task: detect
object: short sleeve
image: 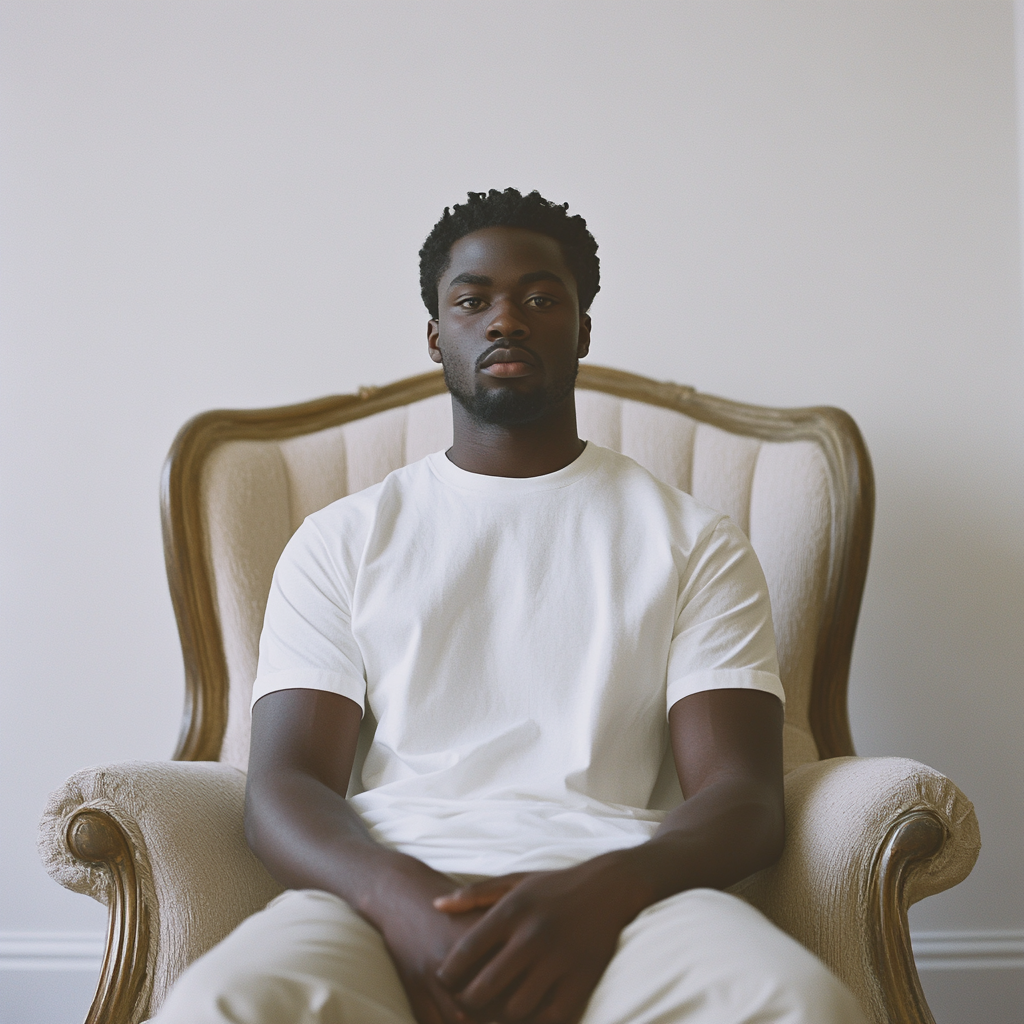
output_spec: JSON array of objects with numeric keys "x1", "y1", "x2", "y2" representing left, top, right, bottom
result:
[
  {"x1": 666, "y1": 517, "x2": 785, "y2": 713},
  {"x1": 252, "y1": 518, "x2": 367, "y2": 713}
]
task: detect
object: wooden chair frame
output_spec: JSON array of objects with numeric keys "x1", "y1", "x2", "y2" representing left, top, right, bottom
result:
[{"x1": 69, "y1": 365, "x2": 953, "y2": 1024}]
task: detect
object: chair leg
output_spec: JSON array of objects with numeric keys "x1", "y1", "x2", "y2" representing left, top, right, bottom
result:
[{"x1": 67, "y1": 809, "x2": 153, "y2": 1024}]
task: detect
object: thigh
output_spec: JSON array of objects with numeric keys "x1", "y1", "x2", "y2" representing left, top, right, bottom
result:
[
  {"x1": 155, "y1": 889, "x2": 415, "y2": 1024},
  {"x1": 581, "y1": 888, "x2": 868, "y2": 1024}
]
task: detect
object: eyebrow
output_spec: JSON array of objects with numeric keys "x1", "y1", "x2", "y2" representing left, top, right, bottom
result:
[
  {"x1": 448, "y1": 273, "x2": 491, "y2": 287},
  {"x1": 446, "y1": 270, "x2": 566, "y2": 289}
]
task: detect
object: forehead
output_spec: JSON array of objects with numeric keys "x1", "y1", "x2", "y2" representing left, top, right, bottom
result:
[{"x1": 444, "y1": 227, "x2": 571, "y2": 282}]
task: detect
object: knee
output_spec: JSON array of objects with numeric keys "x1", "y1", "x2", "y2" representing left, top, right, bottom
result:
[
  {"x1": 645, "y1": 890, "x2": 868, "y2": 1024},
  {"x1": 154, "y1": 960, "x2": 320, "y2": 1024}
]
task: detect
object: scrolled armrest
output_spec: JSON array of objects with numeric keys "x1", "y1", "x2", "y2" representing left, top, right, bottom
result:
[
  {"x1": 38, "y1": 760, "x2": 283, "y2": 1022},
  {"x1": 733, "y1": 755, "x2": 980, "y2": 1024}
]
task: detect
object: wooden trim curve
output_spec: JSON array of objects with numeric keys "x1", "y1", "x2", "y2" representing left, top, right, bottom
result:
[
  {"x1": 867, "y1": 809, "x2": 948, "y2": 1024},
  {"x1": 67, "y1": 809, "x2": 152, "y2": 1024},
  {"x1": 163, "y1": 365, "x2": 872, "y2": 762}
]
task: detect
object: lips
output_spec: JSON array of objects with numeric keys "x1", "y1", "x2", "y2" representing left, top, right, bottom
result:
[{"x1": 478, "y1": 347, "x2": 536, "y2": 378}]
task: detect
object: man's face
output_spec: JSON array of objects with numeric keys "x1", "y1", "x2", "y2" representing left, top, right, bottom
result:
[{"x1": 427, "y1": 226, "x2": 591, "y2": 427}]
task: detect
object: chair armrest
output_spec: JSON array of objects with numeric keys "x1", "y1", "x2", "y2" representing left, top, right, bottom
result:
[
  {"x1": 733, "y1": 755, "x2": 980, "y2": 1024},
  {"x1": 38, "y1": 760, "x2": 284, "y2": 1024}
]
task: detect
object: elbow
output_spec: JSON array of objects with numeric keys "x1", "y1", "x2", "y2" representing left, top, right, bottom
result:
[{"x1": 243, "y1": 774, "x2": 267, "y2": 860}]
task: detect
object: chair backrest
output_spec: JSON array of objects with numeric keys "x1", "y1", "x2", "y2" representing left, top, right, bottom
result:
[{"x1": 162, "y1": 365, "x2": 873, "y2": 779}]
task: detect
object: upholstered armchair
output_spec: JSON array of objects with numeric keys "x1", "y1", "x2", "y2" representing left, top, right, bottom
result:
[{"x1": 38, "y1": 366, "x2": 979, "y2": 1024}]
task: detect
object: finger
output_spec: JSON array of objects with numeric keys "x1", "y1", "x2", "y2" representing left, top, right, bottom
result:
[
  {"x1": 433, "y1": 891, "x2": 501, "y2": 913},
  {"x1": 455, "y1": 932, "x2": 540, "y2": 1013},
  {"x1": 501, "y1": 963, "x2": 561, "y2": 1022},
  {"x1": 407, "y1": 989, "x2": 447, "y2": 1024},
  {"x1": 427, "y1": 982, "x2": 474, "y2": 1024},
  {"x1": 410, "y1": 980, "x2": 469, "y2": 1024},
  {"x1": 435, "y1": 914, "x2": 510, "y2": 990},
  {"x1": 433, "y1": 874, "x2": 528, "y2": 913},
  {"x1": 534, "y1": 977, "x2": 591, "y2": 1024}
]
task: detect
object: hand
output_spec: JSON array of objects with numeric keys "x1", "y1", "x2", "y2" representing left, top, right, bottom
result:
[
  {"x1": 373, "y1": 867, "x2": 488, "y2": 1024},
  {"x1": 432, "y1": 857, "x2": 649, "y2": 1024}
]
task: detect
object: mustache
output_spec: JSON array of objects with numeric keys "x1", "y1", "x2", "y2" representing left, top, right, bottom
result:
[{"x1": 475, "y1": 343, "x2": 538, "y2": 371}]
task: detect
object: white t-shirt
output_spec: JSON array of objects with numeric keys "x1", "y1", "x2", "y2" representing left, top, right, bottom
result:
[{"x1": 253, "y1": 442, "x2": 783, "y2": 876}]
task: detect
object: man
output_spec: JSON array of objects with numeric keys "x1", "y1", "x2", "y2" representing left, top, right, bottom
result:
[{"x1": 156, "y1": 189, "x2": 867, "y2": 1024}]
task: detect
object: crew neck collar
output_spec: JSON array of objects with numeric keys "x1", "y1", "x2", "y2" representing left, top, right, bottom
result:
[{"x1": 427, "y1": 441, "x2": 600, "y2": 493}]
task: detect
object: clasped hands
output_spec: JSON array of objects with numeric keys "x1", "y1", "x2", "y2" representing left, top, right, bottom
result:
[{"x1": 385, "y1": 857, "x2": 647, "y2": 1024}]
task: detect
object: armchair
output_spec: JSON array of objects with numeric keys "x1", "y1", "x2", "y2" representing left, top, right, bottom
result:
[{"x1": 38, "y1": 366, "x2": 979, "y2": 1024}]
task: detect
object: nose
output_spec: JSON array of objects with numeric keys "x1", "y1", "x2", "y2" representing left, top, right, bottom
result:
[{"x1": 485, "y1": 300, "x2": 530, "y2": 342}]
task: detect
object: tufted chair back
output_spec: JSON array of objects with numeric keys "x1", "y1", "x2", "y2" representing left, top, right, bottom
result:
[{"x1": 162, "y1": 366, "x2": 873, "y2": 786}]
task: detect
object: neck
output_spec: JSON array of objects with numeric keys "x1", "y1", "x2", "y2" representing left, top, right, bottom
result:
[{"x1": 446, "y1": 393, "x2": 585, "y2": 478}]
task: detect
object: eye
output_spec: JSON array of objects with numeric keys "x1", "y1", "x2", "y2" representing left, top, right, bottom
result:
[
  {"x1": 526, "y1": 295, "x2": 556, "y2": 308},
  {"x1": 456, "y1": 296, "x2": 485, "y2": 310}
]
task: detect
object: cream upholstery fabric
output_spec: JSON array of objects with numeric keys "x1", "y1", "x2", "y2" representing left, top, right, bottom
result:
[
  {"x1": 38, "y1": 756, "x2": 977, "y2": 1024},
  {"x1": 38, "y1": 761, "x2": 284, "y2": 1021},
  {"x1": 204, "y1": 391, "x2": 826, "y2": 772},
  {"x1": 733, "y1": 756, "x2": 980, "y2": 1023}
]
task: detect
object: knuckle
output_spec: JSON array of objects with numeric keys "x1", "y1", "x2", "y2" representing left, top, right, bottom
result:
[{"x1": 523, "y1": 915, "x2": 554, "y2": 946}]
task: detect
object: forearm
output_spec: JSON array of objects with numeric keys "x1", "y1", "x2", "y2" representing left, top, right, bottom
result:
[
  {"x1": 244, "y1": 766, "x2": 453, "y2": 924},
  {"x1": 603, "y1": 774, "x2": 784, "y2": 913}
]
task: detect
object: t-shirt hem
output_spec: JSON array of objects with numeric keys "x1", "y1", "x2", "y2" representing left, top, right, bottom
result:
[
  {"x1": 666, "y1": 669, "x2": 785, "y2": 714},
  {"x1": 250, "y1": 670, "x2": 366, "y2": 714}
]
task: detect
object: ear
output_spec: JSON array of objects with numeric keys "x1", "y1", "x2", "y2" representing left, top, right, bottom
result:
[
  {"x1": 577, "y1": 314, "x2": 592, "y2": 360},
  {"x1": 427, "y1": 319, "x2": 443, "y2": 364}
]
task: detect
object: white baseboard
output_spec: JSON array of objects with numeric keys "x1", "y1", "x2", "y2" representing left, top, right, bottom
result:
[
  {"x1": 0, "y1": 933, "x2": 103, "y2": 972},
  {"x1": 2, "y1": 928, "x2": 1022, "y2": 972},
  {"x1": 912, "y1": 929, "x2": 1024, "y2": 971}
]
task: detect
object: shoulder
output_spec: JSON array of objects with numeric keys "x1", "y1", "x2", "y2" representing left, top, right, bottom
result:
[
  {"x1": 305, "y1": 453, "x2": 437, "y2": 529},
  {"x1": 284, "y1": 453, "x2": 439, "y2": 569},
  {"x1": 586, "y1": 444, "x2": 725, "y2": 537}
]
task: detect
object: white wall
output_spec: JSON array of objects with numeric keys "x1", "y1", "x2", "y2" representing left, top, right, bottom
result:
[{"x1": 1, "y1": 2, "x2": 1021, "y2": 1022}]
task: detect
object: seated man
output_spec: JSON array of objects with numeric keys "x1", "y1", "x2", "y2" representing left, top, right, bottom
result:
[{"x1": 156, "y1": 189, "x2": 867, "y2": 1024}]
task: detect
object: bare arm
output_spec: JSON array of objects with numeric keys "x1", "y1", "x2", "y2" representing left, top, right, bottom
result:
[
  {"x1": 245, "y1": 688, "x2": 480, "y2": 1024},
  {"x1": 434, "y1": 688, "x2": 785, "y2": 1023},
  {"x1": 632, "y1": 686, "x2": 785, "y2": 898}
]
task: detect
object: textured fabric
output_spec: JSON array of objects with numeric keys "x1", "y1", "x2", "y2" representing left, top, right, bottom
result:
[
  {"x1": 252, "y1": 443, "x2": 783, "y2": 876},
  {"x1": 203, "y1": 442, "x2": 295, "y2": 770},
  {"x1": 748, "y1": 440, "x2": 830, "y2": 770},
  {"x1": 38, "y1": 761, "x2": 284, "y2": 1021},
  {"x1": 733, "y1": 756, "x2": 981, "y2": 1024},
  {"x1": 153, "y1": 887, "x2": 867, "y2": 1024},
  {"x1": 36, "y1": 756, "x2": 979, "y2": 1021}
]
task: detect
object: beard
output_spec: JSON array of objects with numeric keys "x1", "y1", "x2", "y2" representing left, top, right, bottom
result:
[{"x1": 443, "y1": 356, "x2": 580, "y2": 427}]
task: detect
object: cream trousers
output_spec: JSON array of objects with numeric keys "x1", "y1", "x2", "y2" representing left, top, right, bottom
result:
[{"x1": 154, "y1": 887, "x2": 868, "y2": 1024}]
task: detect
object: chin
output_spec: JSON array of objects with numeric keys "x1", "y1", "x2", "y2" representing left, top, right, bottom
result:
[
  {"x1": 445, "y1": 362, "x2": 579, "y2": 428},
  {"x1": 460, "y1": 386, "x2": 551, "y2": 427}
]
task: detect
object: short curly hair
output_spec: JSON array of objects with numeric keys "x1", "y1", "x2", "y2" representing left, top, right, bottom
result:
[{"x1": 419, "y1": 188, "x2": 600, "y2": 319}]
